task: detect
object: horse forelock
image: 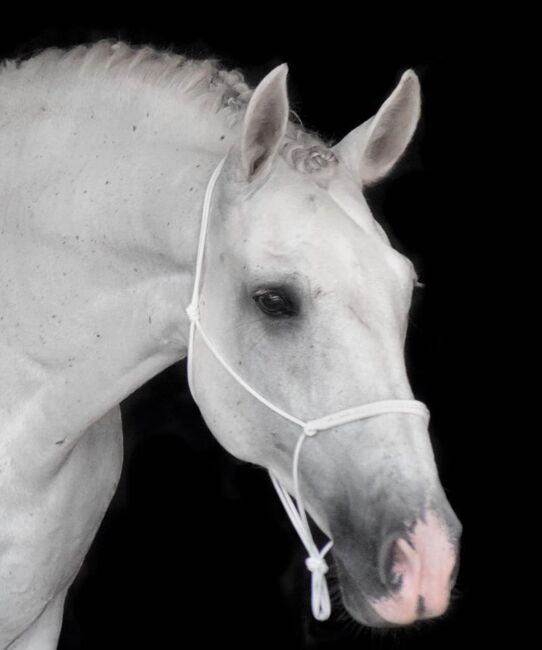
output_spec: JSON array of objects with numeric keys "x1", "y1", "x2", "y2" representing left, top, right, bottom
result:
[{"x1": 1, "y1": 38, "x2": 337, "y2": 175}]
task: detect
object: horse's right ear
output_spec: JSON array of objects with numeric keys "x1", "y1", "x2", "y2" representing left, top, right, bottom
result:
[
  {"x1": 231, "y1": 63, "x2": 290, "y2": 185},
  {"x1": 332, "y1": 69, "x2": 421, "y2": 186}
]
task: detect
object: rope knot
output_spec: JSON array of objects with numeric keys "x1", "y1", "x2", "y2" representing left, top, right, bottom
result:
[
  {"x1": 186, "y1": 303, "x2": 200, "y2": 323},
  {"x1": 303, "y1": 425, "x2": 318, "y2": 437},
  {"x1": 305, "y1": 556, "x2": 328, "y2": 575}
]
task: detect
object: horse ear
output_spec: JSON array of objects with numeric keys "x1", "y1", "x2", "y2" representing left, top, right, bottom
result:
[
  {"x1": 238, "y1": 63, "x2": 290, "y2": 183},
  {"x1": 332, "y1": 69, "x2": 421, "y2": 186}
]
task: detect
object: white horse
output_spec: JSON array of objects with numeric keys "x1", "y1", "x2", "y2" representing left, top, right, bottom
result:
[{"x1": 0, "y1": 40, "x2": 462, "y2": 649}]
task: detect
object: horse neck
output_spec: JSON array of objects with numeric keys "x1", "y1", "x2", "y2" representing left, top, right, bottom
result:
[{"x1": 0, "y1": 74, "x2": 238, "y2": 458}]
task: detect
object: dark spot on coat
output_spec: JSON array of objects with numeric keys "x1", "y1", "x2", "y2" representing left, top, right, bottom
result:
[
  {"x1": 55, "y1": 440, "x2": 65, "y2": 445},
  {"x1": 132, "y1": 125, "x2": 137, "y2": 132},
  {"x1": 275, "y1": 442, "x2": 288, "y2": 453}
]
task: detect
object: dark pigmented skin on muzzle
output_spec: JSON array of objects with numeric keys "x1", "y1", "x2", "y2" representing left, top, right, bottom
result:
[{"x1": 320, "y1": 477, "x2": 461, "y2": 626}]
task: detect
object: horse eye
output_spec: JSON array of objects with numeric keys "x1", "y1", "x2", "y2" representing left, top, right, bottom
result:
[{"x1": 252, "y1": 289, "x2": 296, "y2": 317}]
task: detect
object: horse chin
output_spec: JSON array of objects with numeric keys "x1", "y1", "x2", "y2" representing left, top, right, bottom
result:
[{"x1": 334, "y1": 555, "x2": 402, "y2": 629}]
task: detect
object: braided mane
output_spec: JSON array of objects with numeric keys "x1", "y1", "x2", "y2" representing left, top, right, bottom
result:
[{"x1": 1, "y1": 39, "x2": 338, "y2": 174}]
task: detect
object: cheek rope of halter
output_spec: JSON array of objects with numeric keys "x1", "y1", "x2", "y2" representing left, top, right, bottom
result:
[{"x1": 185, "y1": 154, "x2": 431, "y2": 622}]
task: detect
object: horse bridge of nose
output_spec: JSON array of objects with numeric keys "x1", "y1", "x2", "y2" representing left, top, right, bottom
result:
[{"x1": 184, "y1": 154, "x2": 431, "y2": 621}]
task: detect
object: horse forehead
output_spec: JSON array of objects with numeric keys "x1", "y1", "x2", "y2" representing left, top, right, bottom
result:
[
  {"x1": 235, "y1": 169, "x2": 412, "y2": 285},
  {"x1": 243, "y1": 173, "x2": 379, "y2": 252},
  {"x1": 251, "y1": 173, "x2": 371, "y2": 218}
]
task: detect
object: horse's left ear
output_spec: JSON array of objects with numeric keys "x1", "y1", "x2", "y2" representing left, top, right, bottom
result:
[
  {"x1": 332, "y1": 69, "x2": 421, "y2": 186},
  {"x1": 236, "y1": 62, "x2": 290, "y2": 184}
]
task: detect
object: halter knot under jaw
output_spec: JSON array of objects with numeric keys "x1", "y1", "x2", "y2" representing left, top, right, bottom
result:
[
  {"x1": 305, "y1": 556, "x2": 329, "y2": 574},
  {"x1": 304, "y1": 544, "x2": 333, "y2": 621},
  {"x1": 185, "y1": 153, "x2": 432, "y2": 623}
]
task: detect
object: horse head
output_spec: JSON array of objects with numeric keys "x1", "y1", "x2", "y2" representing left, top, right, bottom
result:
[{"x1": 186, "y1": 63, "x2": 462, "y2": 628}]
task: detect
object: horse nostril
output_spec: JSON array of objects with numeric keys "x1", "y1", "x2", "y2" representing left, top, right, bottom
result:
[{"x1": 378, "y1": 533, "x2": 405, "y2": 591}]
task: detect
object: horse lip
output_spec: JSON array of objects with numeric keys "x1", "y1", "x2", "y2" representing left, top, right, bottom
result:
[
  {"x1": 332, "y1": 550, "x2": 387, "y2": 627},
  {"x1": 340, "y1": 583, "x2": 398, "y2": 628}
]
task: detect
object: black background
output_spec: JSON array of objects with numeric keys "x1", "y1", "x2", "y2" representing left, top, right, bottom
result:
[{"x1": 1, "y1": 12, "x2": 506, "y2": 650}]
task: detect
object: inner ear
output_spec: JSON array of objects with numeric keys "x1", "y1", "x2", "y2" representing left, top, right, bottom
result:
[
  {"x1": 332, "y1": 69, "x2": 421, "y2": 186},
  {"x1": 240, "y1": 63, "x2": 290, "y2": 183},
  {"x1": 363, "y1": 76, "x2": 420, "y2": 178}
]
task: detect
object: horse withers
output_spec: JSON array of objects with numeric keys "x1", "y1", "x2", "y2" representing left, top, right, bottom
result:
[{"x1": 0, "y1": 41, "x2": 461, "y2": 648}]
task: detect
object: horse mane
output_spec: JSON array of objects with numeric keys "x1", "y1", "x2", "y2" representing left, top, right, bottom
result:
[{"x1": 1, "y1": 39, "x2": 338, "y2": 175}]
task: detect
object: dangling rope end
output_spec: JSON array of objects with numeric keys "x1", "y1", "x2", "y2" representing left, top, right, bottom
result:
[
  {"x1": 305, "y1": 547, "x2": 333, "y2": 621},
  {"x1": 313, "y1": 605, "x2": 331, "y2": 622}
]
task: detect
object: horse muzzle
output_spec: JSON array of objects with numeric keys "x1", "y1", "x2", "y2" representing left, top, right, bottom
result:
[{"x1": 332, "y1": 506, "x2": 462, "y2": 627}]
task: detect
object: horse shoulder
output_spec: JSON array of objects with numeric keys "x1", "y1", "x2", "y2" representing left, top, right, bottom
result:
[{"x1": 0, "y1": 406, "x2": 123, "y2": 650}]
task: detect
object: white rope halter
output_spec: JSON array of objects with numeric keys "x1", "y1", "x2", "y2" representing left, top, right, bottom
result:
[{"x1": 185, "y1": 154, "x2": 430, "y2": 621}]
